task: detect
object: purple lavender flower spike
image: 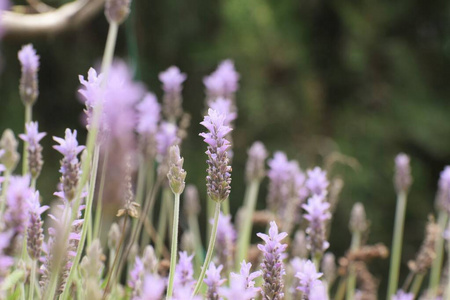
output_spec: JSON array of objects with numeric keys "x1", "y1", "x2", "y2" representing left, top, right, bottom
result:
[
  {"x1": 214, "y1": 213, "x2": 236, "y2": 272},
  {"x1": 394, "y1": 153, "x2": 412, "y2": 193},
  {"x1": 306, "y1": 167, "x2": 329, "y2": 197},
  {"x1": 156, "y1": 122, "x2": 179, "y2": 160},
  {"x1": 18, "y1": 44, "x2": 39, "y2": 105},
  {"x1": 128, "y1": 256, "x2": 144, "y2": 294},
  {"x1": 257, "y1": 221, "x2": 288, "y2": 300},
  {"x1": 309, "y1": 280, "x2": 329, "y2": 300},
  {"x1": 266, "y1": 152, "x2": 292, "y2": 211},
  {"x1": 173, "y1": 251, "x2": 195, "y2": 290},
  {"x1": 19, "y1": 122, "x2": 46, "y2": 179},
  {"x1": 137, "y1": 93, "x2": 161, "y2": 136},
  {"x1": 208, "y1": 97, "x2": 237, "y2": 125},
  {"x1": 141, "y1": 274, "x2": 166, "y2": 300},
  {"x1": 0, "y1": 230, "x2": 14, "y2": 285},
  {"x1": 302, "y1": 194, "x2": 332, "y2": 257},
  {"x1": 204, "y1": 262, "x2": 226, "y2": 300},
  {"x1": 246, "y1": 141, "x2": 268, "y2": 182},
  {"x1": 295, "y1": 260, "x2": 323, "y2": 298},
  {"x1": 199, "y1": 108, "x2": 232, "y2": 202},
  {"x1": 27, "y1": 191, "x2": 49, "y2": 260},
  {"x1": 392, "y1": 290, "x2": 414, "y2": 300},
  {"x1": 220, "y1": 276, "x2": 257, "y2": 300},
  {"x1": 159, "y1": 66, "x2": 187, "y2": 120},
  {"x1": 204, "y1": 60, "x2": 240, "y2": 100},
  {"x1": 53, "y1": 129, "x2": 85, "y2": 201},
  {"x1": 231, "y1": 260, "x2": 261, "y2": 295},
  {"x1": 78, "y1": 68, "x2": 105, "y2": 128}
]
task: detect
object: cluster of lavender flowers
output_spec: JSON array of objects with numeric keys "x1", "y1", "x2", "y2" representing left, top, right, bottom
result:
[{"x1": 2, "y1": 1, "x2": 450, "y2": 300}]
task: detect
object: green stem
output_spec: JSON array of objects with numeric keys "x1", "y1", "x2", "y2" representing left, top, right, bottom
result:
[
  {"x1": 22, "y1": 103, "x2": 32, "y2": 176},
  {"x1": 166, "y1": 193, "x2": 181, "y2": 298},
  {"x1": 101, "y1": 21, "x2": 118, "y2": 79},
  {"x1": 28, "y1": 260, "x2": 36, "y2": 300},
  {"x1": 428, "y1": 210, "x2": 448, "y2": 298},
  {"x1": 222, "y1": 197, "x2": 230, "y2": 215},
  {"x1": 155, "y1": 189, "x2": 170, "y2": 258},
  {"x1": 346, "y1": 231, "x2": 361, "y2": 300},
  {"x1": 0, "y1": 170, "x2": 10, "y2": 216},
  {"x1": 206, "y1": 195, "x2": 214, "y2": 243},
  {"x1": 188, "y1": 214, "x2": 204, "y2": 275},
  {"x1": 236, "y1": 180, "x2": 260, "y2": 269},
  {"x1": 191, "y1": 201, "x2": 221, "y2": 298},
  {"x1": 446, "y1": 237, "x2": 450, "y2": 299},
  {"x1": 93, "y1": 148, "x2": 110, "y2": 240},
  {"x1": 387, "y1": 191, "x2": 408, "y2": 299},
  {"x1": 410, "y1": 273, "x2": 424, "y2": 297},
  {"x1": 335, "y1": 277, "x2": 347, "y2": 300}
]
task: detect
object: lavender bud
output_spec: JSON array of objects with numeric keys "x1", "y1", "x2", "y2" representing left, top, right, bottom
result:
[
  {"x1": 142, "y1": 245, "x2": 158, "y2": 274},
  {"x1": 80, "y1": 239, "x2": 105, "y2": 300},
  {"x1": 199, "y1": 109, "x2": 232, "y2": 202},
  {"x1": 19, "y1": 122, "x2": 46, "y2": 179},
  {"x1": 137, "y1": 92, "x2": 161, "y2": 159},
  {"x1": 204, "y1": 262, "x2": 226, "y2": 300},
  {"x1": 257, "y1": 221, "x2": 288, "y2": 300},
  {"x1": 292, "y1": 230, "x2": 309, "y2": 259},
  {"x1": 184, "y1": 184, "x2": 200, "y2": 216},
  {"x1": 167, "y1": 145, "x2": 187, "y2": 194},
  {"x1": 53, "y1": 129, "x2": 85, "y2": 201},
  {"x1": 159, "y1": 66, "x2": 187, "y2": 121},
  {"x1": 105, "y1": 0, "x2": 131, "y2": 24},
  {"x1": 108, "y1": 222, "x2": 121, "y2": 250},
  {"x1": 0, "y1": 129, "x2": 20, "y2": 172},
  {"x1": 245, "y1": 141, "x2": 268, "y2": 182},
  {"x1": 349, "y1": 202, "x2": 368, "y2": 234},
  {"x1": 27, "y1": 191, "x2": 48, "y2": 260},
  {"x1": 203, "y1": 60, "x2": 240, "y2": 100},
  {"x1": 394, "y1": 153, "x2": 412, "y2": 193},
  {"x1": 174, "y1": 251, "x2": 195, "y2": 289},
  {"x1": 303, "y1": 194, "x2": 332, "y2": 257},
  {"x1": 321, "y1": 252, "x2": 336, "y2": 286},
  {"x1": 18, "y1": 44, "x2": 39, "y2": 106}
]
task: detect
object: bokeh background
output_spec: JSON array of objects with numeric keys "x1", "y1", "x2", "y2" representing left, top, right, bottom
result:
[{"x1": 2, "y1": 0, "x2": 450, "y2": 294}]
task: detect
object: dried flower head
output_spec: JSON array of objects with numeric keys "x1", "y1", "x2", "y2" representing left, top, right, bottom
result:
[
  {"x1": 407, "y1": 216, "x2": 439, "y2": 274},
  {"x1": 18, "y1": 44, "x2": 39, "y2": 105},
  {"x1": 105, "y1": 0, "x2": 131, "y2": 24}
]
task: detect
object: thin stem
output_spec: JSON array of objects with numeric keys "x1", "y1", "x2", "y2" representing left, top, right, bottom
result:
[
  {"x1": 93, "y1": 148, "x2": 110, "y2": 240},
  {"x1": 222, "y1": 197, "x2": 230, "y2": 215},
  {"x1": 410, "y1": 273, "x2": 424, "y2": 297},
  {"x1": 335, "y1": 277, "x2": 347, "y2": 300},
  {"x1": 101, "y1": 21, "x2": 118, "y2": 79},
  {"x1": 28, "y1": 260, "x2": 36, "y2": 300},
  {"x1": 428, "y1": 210, "x2": 448, "y2": 298},
  {"x1": 22, "y1": 103, "x2": 32, "y2": 176},
  {"x1": 387, "y1": 191, "x2": 408, "y2": 299},
  {"x1": 155, "y1": 189, "x2": 169, "y2": 258},
  {"x1": 166, "y1": 193, "x2": 181, "y2": 298},
  {"x1": 0, "y1": 170, "x2": 11, "y2": 215},
  {"x1": 86, "y1": 147, "x2": 100, "y2": 247},
  {"x1": 191, "y1": 201, "x2": 221, "y2": 298},
  {"x1": 102, "y1": 216, "x2": 128, "y2": 300},
  {"x1": 446, "y1": 237, "x2": 450, "y2": 299},
  {"x1": 346, "y1": 231, "x2": 361, "y2": 300},
  {"x1": 188, "y1": 214, "x2": 204, "y2": 275},
  {"x1": 236, "y1": 180, "x2": 260, "y2": 269}
]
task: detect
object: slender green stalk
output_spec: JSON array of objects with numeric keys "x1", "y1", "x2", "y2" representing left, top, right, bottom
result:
[
  {"x1": 222, "y1": 197, "x2": 230, "y2": 215},
  {"x1": 346, "y1": 231, "x2": 361, "y2": 300},
  {"x1": 93, "y1": 148, "x2": 110, "y2": 240},
  {"x1": 236, "y1": 180, "x2": 260, "y2": 269},
  {"x1": 188, "y1": 214, "x2": 204, "y2": 275},
  {"x1": 86, "y1": 147, "x2": 100, "y2": 247},
  {"x1": 446, "y1": 237, "x2": 450, "y2": 299},
  {"x1": 191, "y1": 201, "x2": 221, "y2": 298},
  {"x1": 28, "y1": 260, "x2": 36, "y2": 300},
  {"x1": 428, "y1": 210, "x2": 448, "y2": 297},
  {"x1": 166, "y1": 193, "x2": 181, "y2": 298},
  {"x1": 0, "y1": 170, "x2": 10, "y2": 216},
  {"x1": 155, "y1": 189, "x2": 170, "y2": 258},
  {"x1": 167, "y1": 194, "x2": 174, "y2": 245},
  {"x1": 410, "y1": 273, "x2": 424, "y2": 297},
  {"x1": 335, "y1": 278, "x2": 347, "y2": 300},
  {"x1": 101, "y1": 22, "x2": 119, "y2": 79},
  {"x1": 22, "y1": 104, "x2": 32, "y2": 176},
  {"x1": 206, "y1": 195, "x2": 214, "y2": 243},
  {"x1": 387, "y1": 191, "x2": 408, "y2": 299}
]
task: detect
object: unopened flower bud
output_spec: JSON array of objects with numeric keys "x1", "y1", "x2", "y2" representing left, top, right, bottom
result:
[
  {"x1": 394, "y1": 153, "x2": 412, "y2": 193},
  {"x1": 349, "y1": 202, "x2": 368, "y2": 234},
  {"x1": 105, "y1": 0, "x2": 131, "y2": 24},
  {"x1": 0, "y1": 129, "x2": 20, "y2": 172},
  {"x1": 167, "y1": 145, "x2": 187, "y2": 194},
  {"x1": 245, "y1": 141, "x2": 268, "y2": 182}
]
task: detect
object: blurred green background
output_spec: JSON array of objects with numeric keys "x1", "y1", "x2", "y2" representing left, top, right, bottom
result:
[{"x1": 2, "y1": 0, "x2": 450, "y2": 293}]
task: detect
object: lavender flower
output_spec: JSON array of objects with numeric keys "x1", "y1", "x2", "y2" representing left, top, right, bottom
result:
[
  {"x1": 231, "y1": 260, "x2": 261, "y2": 295},
  {"x1": 303, "y1": 194, "x2": 332, "y2": 257},
  {"x1": 204, "y1": 262, "x2": 226, "y2": 300},
  {"x1": 199, "y1": 108, "x2": 232, "y2": 202},
  {"x1": 167, "y1": 145, "x2": 187, "y2": 194},
  {"x1": 204, "y1": 60, "x2": 240, "y2": 100},
  {"x1": 105, "y1": 0, "x2": 131, "y2": 24},
  {"x1": 156, "y1": 122, "x2": 179, "y2": 160},
  {"x1": 392, "y1": 290, "x2": 414, "y2": 300},
  {"x1": 306, "y1": 167, "x2": 329, "y2": 197},
  {"x1": 27, "y1": 191, "x2": 49, "y2": 260},
  {"x1": 266, "y1": 152, "x2": 293, "y2": 212},
  {"x1": 220, "y1": 276, "x2": 257, "y2": 300},
  {"x1": 137, "y1": 92, "x2": 161, "y2": 157},
  {"x1": 129, "y1": 256, "x2": 145, "y2": 298},
  {"x1": 245, "y1": 141, "x2": 268, "y2": 182},
  {"x1": 296, "y1": 260, "x2": 323, "y2": 298},
  {"x1": 257, "y1": 221, "x2": 288, "y2": 300},
  {"x1": 19, "y1": 122, "x2": 46, "y2": 179},
  {"x1": 0, "y1": 231, "x2": 14, "y2": 284},
  {"x1": 53, "y1": 129, "x2": 85, "y2": 201},
  {"x1": 309, "y1": 280, "x2": 329, "y2": 300},
  {"x1": 141, "y1": 274, "x2": 166, "y2": 300},
  {"x1": 18, "y1": 44, "x2": 39, "y2": 105},
  {"x1": 78, "y1": 68, "x2": 104, "y2": 128},
  {"x1": 208, "y1": 97, "x2": 237, "y2": 126},
  {"x1": 173, "y1": 251, "x2": 195, "y2": 289},
  {"x1": 349, "y1": 202, "x2": 368, "y2": 234},
  {"x1": 214, "y1": 213, "x2": 236, "y2": 272},
  {"x1": 159, "y1": 66, "x2": 187, "y2": 120},
  {"x1": 394, "y1": 153, "x2": 412, "y2": 193}
]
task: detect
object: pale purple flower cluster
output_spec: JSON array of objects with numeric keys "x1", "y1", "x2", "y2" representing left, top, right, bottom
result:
[
  {"x1": 137, "y1": 93, "x2": 161, "y2": 158},
  {"x1": 199, "y1": 109, "x2": 232, "y2": 202},
  {"x1": 245, "y1": 141, "x2": 268, "y2": 182},
  {"x1": 257, "y1": 221, "x2": 288, "y2": 300},
  {"x1": 53, "y1": 129, "x2": 85, "y2": 201},
  {"x1": 173, "y1": 251, "x2": 195, "y2": 290},
  {"x1": 0, "y1": 231, "x2": 14, "y2": 284},
  {"x1": 306, "y1": 167, "x2": 329, "y2": 197},
  {"x1": 231, "y1": 260, "x2": 261, "y2": 295},
  {"x1": 295, "y1": 260, "x2": 323, "y2": 297},
  {"x1": 220, "y1": 276, "x2": 256, "y2": 300},
  {"x1": 27, "y1": 191, "x2": 49, "y2": 260},
  {"x1": 302, "y1": 194, "x2": 331, "y2": 257},
  {"x1": 19, "y1": 122, "x2": 46, "y2": 179},
  {"x1": 18, "y1": 44, "x2": 39, "y2": 105},
  {"x1": 394, "y1": 153, "x2": 412, "y2": 193},
  {"x1": 204, "y1": 60, "x2": 240, "y2": 99},
  {"x1": 392, "y1": 290, "x2": 414, "y2": 300},
  {"x1": 208, "y1": 97, "x2": 237, "y2": 125},
  {"x1": 156, "y1": 122, "x2": 179, "y2": 159},
  {"x1": 141, "y1": 274, "x2": 166, "y2": 300},
  {"x1": 214, "y1": 213, "x2": 236, "y2": 272},
  {"x1": 437, "y1": 166, "x2": 450, "y2": 212},
  {"x1": 204, "y1": 262, "x2": 226, "y2": 300},
  {"x1": 159, "y1": 66, "x2": 187, "y2": 120},
  {"x1": 128, "y1": 256, "x2": 145, "y2": 296}
]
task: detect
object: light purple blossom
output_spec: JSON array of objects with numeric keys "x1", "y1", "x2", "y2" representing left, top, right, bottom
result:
[
  {"x1": 159, "y1": 66, "x2": 187, "y2": 93},
  {"x1": 220, "y1": 276, "x2": 257, "y2": 300},
  {"x1": 208, "y1": 97, "x2": 237, "y2": 125},
  {"x1": 199, "y1": 109, "x2": 232, "y2": 202},
  {"x1": 18, "y1": 44, "x2": 39, "y2": 73},
  {"x1": 231, "y1": 260, "x2": 261, "y2": 295},
  {"x1": 306, "y1": 167, "x2": 329, "y2": 197},
  {"x1": 5, "y1": 175, "x2": 32, "y2": 237},
  {"x1": 78, "y1": 68, "x2": 104, "y2": 127},
  {"x1": 437, "y1": 166, "x2": 450, "y2": 212},
  {"x1": 156, "y1": 122, "x2": 179, "y2": 159},
  {"x1": 204, "y1": 262, "x2": 226, "y2": 300},
  {"x1": 257, "y1": 221, "x2": 288, "y2": 300},
  {"x1": 136, "y1": 93, "x2": 161, "y2": 135},
  {"x1": 174, "y1": 251, "x2": 195, "y2": 289},
  {"x1": 128, "y1": 256, "x2": 144, "y2": 291},
  {"x1": 204, "y1": 60, "x2": 240, "y2": 99},
  {"x1": 19, "y1": 122, "x2": 46, "y2": 151},
  {"x1": 309, "y1": 280, "x2": 328, "y2": 300},
  {"x1": 246, "y1": 141, "x2": 268, "y2": 182},
  {"x1": 394, "y1": 153, "x2": 412, "y2": 193},
  {"x1": 27, "y1": 191, "x2": 49, "y2": 260},
  {"x1": 295, "y1": 260, "x2": 323, "y2": 297},
  {"x1": 19, "y1": 122, "x2": 46, "y2": 179},
  {"x1": 302, "y1": 194, "x2": 332, "y2": 256},
  {"x1": 141, "y1": 274, "x2": 166, "y2": 300},
  {"x1": 18, "y1": 44, "x2": 39, "y2": 105},
  {"x1": 392, "y1": 290, "x2": 414, "y2": 300}
]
